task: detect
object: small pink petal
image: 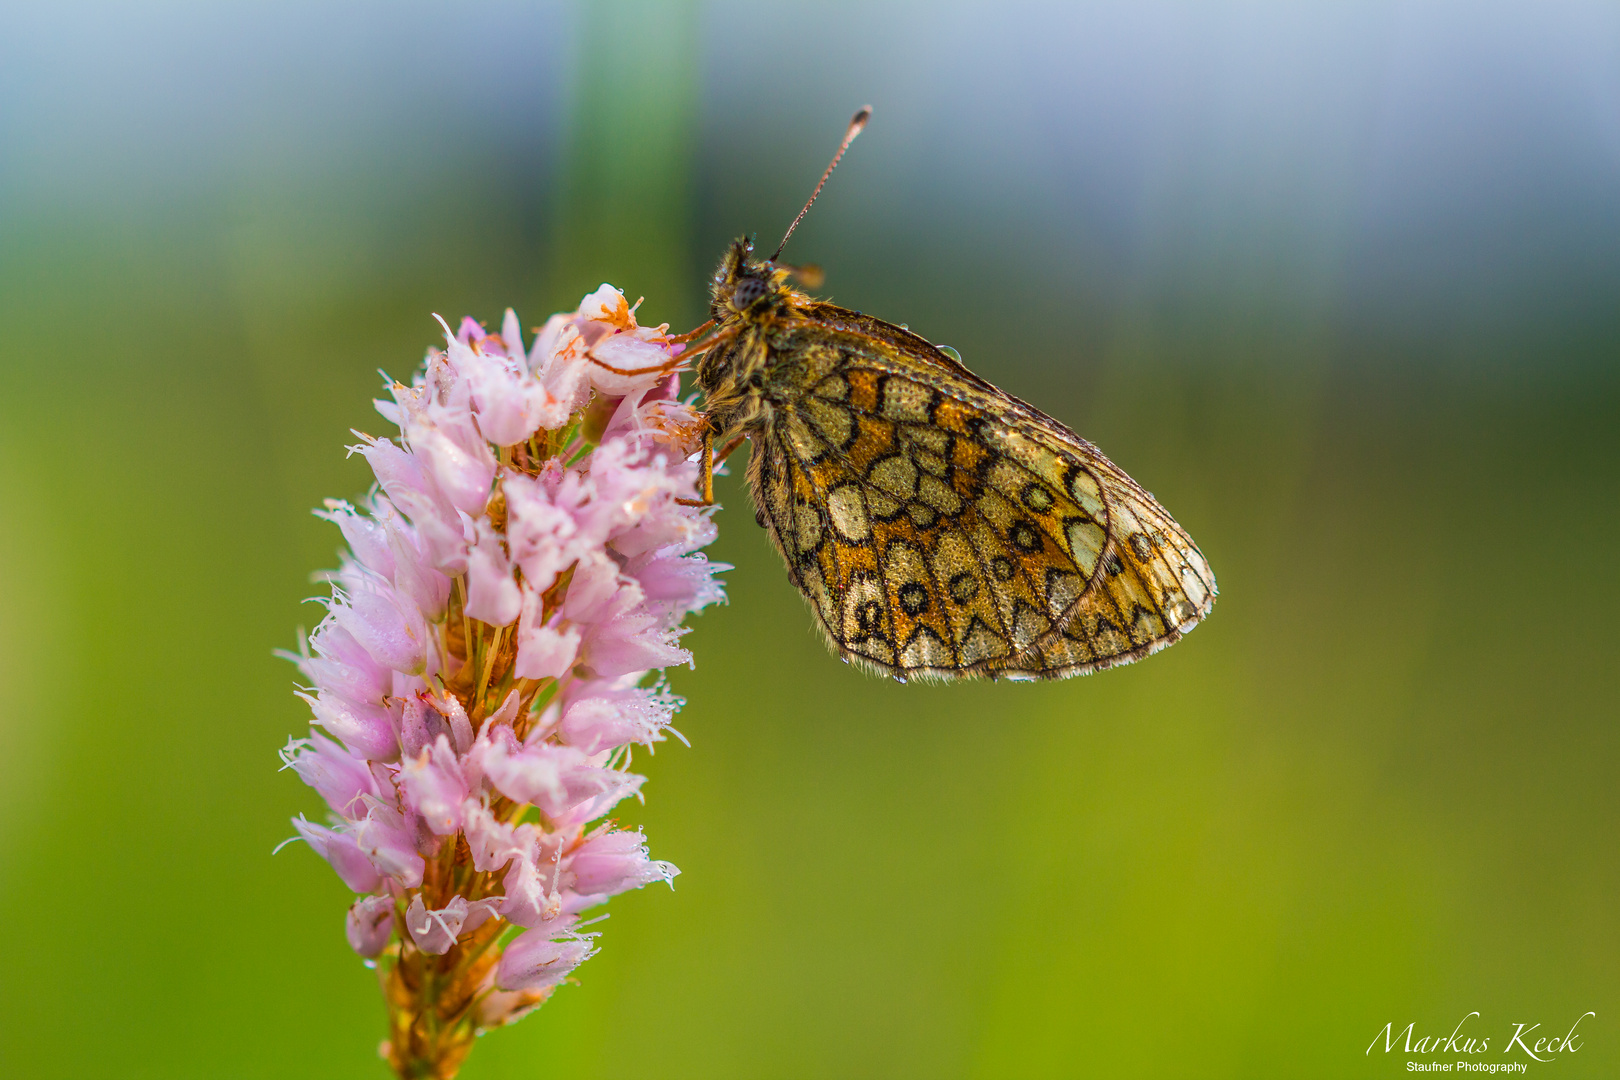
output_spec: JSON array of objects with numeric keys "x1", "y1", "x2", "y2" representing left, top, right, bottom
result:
[
  {"x1": 281, "y1": 733, "x2": 379, "y2": 818},
  {"x1": 408, "y1": 423, "x2": 496, "y2": 516},
  {"x1": 496, "y1": 920, "x2": 595, "y2": 992},
  {"x1": 465, "y1": 521, "x2": 522, "y2": 626},
  {"x1": 513, "y1": 589, "x2": 580, "y2": 681},
  {"x1": 404, "y1": 894, "x2": 466, "y2": 955},
  {"x1": 566, "y1": 828, "x2": 678, "y2": 898},
  {"x1": 292, "y1": 817, "x2": 382, "y2": 894},
  {"x1": 331, "y1": 584, "x2": 427, "y2": 676},
  {"x1": 296, "y1": 689, "x2": 398, "y2": 762},
  {"x1": 304, "y1": 622, "x2": 392, "y2": 707},
  {"x1": 355, "y1": 803, "x2": 425, "y2": 888},
  {"x1": 398, "y1": 735, "x2": 469, "y2": 835},
  {"x1": 346, "y1": 894, "x2": 395, "y2": 957}
]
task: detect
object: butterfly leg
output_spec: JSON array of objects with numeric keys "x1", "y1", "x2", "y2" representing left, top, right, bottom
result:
[
  {"x1": 676, "y1": 428, "x2": 716, "y2": 507},
  {"x1": 586, "y1": 325, "x2": 738, "y2": 377},
  {"x1": 666, "y1": 318, "x2": 716, "y2": 344},
  {"x1": 676, "y1": 430, "x2": 747, "y2": 507},
  {"x1": 585, "y1": 352, "x2": 688, "y2": 377},
  {"x1": 674, "y1": 324, "x2": 739, "y2": 359}
]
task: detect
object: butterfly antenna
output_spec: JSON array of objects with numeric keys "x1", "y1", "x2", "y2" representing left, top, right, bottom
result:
[{"x1": 771, "y1": 106, "x2": 871, "y2": 263}]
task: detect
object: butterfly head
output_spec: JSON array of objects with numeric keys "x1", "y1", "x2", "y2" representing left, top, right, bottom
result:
[{"x1": 709, "y1": 237, "x2": 801, "y2": 322}]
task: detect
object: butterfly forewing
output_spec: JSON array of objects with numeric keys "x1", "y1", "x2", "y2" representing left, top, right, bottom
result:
[{"x1": 750, "y1": 314, "x2": 1216, "y2": 680}]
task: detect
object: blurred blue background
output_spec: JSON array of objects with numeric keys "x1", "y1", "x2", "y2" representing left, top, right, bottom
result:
[{"x1": 1, "y1": 2, "x2": 1617, "y2": 1076}]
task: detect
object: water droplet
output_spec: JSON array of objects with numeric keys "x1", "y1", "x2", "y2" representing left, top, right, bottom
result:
[
  {"x1": 893, "y1": 673, "x2": 908, "y2": 684},
  {"x1": 939, "y1": 345, "x2": 963, "y2": 363},
  {"x1": 899, "y1": 323, "x2": 909, "y2": 330}
]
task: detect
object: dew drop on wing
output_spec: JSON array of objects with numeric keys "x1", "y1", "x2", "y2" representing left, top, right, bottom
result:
[
  {"x1": 893, "y1": 674, "x2": 907, "y2": 684},
  {"x1": 939, "y1": 346, "x2": 962, "y2": 363}
]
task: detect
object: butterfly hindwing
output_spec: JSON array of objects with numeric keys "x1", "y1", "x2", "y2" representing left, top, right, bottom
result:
[{"x1": 749, "y1": 318, "x2": 1216, "y2": 680}]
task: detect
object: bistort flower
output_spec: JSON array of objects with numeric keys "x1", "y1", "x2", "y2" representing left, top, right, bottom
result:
[{"x1": 280, "y1": 286, "x2": 725, "y2": 1078}]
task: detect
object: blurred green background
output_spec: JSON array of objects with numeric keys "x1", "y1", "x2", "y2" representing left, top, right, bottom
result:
[{"x1": 2, "y1": 2, "x2": 1617, "y2": 1076}]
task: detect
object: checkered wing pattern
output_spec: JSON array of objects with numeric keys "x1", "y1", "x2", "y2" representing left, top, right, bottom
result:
[{"x1": 748, "y1": 323, "x2": 1216, "y2": 680}]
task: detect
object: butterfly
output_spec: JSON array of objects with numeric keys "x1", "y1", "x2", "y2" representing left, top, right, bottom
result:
[{"x1": 623, "y1": 108, "x2": 1215, "y2": 681}]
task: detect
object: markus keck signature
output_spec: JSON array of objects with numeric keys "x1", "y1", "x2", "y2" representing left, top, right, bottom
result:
[{"x1": 1367, "y1": 1011, "x2": 1595, "y2": 1068}]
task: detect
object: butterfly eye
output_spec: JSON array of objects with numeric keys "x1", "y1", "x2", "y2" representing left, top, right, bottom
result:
[{"x1": 732, "y1": 277, "x2": 767, "y2": 310}]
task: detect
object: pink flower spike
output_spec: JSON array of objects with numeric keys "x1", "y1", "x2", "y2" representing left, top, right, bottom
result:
[
  {"x1": 292, "y1": 817, "x2": 383, "y2": 894},
  {"x1": 347, "y1": 895, "x2": 395, "y2": 957},
  {"x1": 496, "y1": 921, "x2": 596, "y2": 992},
  {"x1": 283, "y1": 285, "x2": 726, "y2": 1070}
]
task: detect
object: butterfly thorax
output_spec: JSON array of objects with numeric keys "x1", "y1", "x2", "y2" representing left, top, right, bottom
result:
[{"x1": 696, "y1": 237, "x2": 817, "y2": 445}]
